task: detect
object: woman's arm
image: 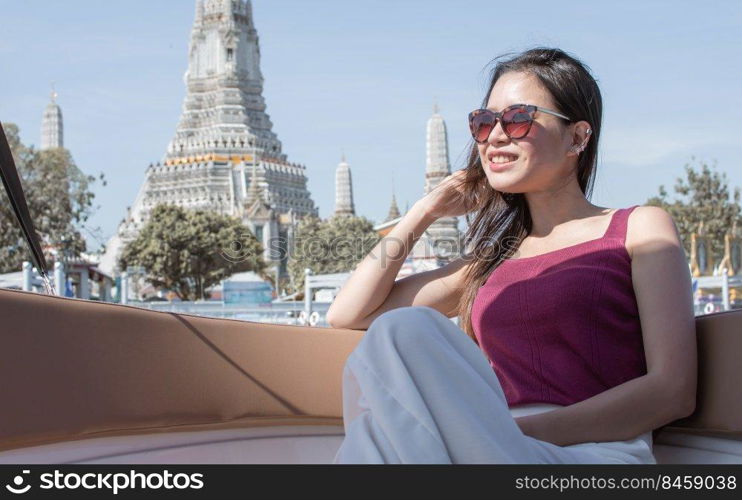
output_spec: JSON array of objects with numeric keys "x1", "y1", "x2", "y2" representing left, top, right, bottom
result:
[
  {"x1": 327, "y1": 171, "x2": 472, "y2": 330},
  {"x1": 515, "y1": 206, "x2": 697, "y2": 446},
  {"x1": 326, "y1": 201, "x2": 431, "y2": 329}
]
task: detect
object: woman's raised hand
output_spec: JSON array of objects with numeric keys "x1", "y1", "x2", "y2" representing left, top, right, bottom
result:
[{"x1": 417, "y1": 169, "x2": 473, "y2": 220}]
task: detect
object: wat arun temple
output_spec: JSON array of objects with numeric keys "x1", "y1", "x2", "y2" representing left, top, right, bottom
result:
[
  {"x1": 99, "y1": 0, "x2": 318, "y2": 277},
  {"x1": 99, "y1": 0, "x2": 461, "y2": 280}
]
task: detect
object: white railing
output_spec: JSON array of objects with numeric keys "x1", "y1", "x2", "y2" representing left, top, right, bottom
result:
[
  {"x1": 136, "y1": 300, "x2": 333, "y2": 327},
  {"x1": 303, "y1": 268, "x2": 349, "y2": 319},
  {"x1": 11, "y1": 262, "x2": 737, "y2": 321}
]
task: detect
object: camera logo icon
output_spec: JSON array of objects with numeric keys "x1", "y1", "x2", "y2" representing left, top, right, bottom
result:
[{"x1": 5, "y1": 470, "x2": 31, "y2": 494}]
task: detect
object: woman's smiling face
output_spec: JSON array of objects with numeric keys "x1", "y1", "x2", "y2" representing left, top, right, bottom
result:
[{"x1": 478, "y1": 71, "x2": 578, "y2": 194}]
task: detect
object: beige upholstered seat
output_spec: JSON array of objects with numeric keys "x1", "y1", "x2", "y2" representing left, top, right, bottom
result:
[{"x1": 0, "y1": 288, "x2": 740, "y2": 463}]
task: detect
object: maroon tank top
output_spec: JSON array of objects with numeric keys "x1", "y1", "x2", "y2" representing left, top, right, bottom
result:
[{"x1": 471, "y1": 205, "x2": 646, "y2": 407}]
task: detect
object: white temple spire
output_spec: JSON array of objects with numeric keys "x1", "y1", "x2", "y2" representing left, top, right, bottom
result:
[
  {"x1": 41, "y1": 86, "x2": 63, "y2": 150},
  {"x1": 334, "y1": 154, "x2": 355, "y2": 217},
  {"x1": 425, "y1": 101, "x2": 450, "y2": 194},
  {"x1": 423, "y1": 103, "x2": 460, "y2": 255},
  {"x1": 170, "y1": 0, "x2": 279, "y2": 161},
  {"x1": 98, "y1": 0, "x2": 317, "y2": 278}
]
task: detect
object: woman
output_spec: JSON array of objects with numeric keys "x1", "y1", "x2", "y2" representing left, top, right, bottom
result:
[{"x1": 325, "y1": 47, "x2": 697, "y2": 464}]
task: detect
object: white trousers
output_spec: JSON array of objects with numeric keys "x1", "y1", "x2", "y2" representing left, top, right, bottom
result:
[{"x1": 332, "y1": 306, "x2": 656, "y2": 464}]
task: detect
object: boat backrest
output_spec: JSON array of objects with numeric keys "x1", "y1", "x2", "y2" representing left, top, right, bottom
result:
[
  {"x1": 662, "y1": 307, "x2": 742, "y2": 436},
  {"x1": 0, "y1": 289, "x2": 360, "y2": 451},
  {"x1": 0, "y1": 288, "x2": 740, "y2": 451}
]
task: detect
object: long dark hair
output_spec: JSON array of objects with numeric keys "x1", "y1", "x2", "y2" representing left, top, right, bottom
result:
[{"x1": 457, "y1": 47, "x2": 603, "y2": 343}]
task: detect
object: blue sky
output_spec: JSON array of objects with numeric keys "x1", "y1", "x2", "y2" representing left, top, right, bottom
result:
[{"x1": 1, "y1": 0, "x2": 740, "y2": 250}]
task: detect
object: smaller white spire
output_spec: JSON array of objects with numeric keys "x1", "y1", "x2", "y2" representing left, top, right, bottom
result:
[
  {"x1": 425, "y1": 101, "x2": 451, "y2": 191},
  {"x1": 334, "y1": 154, "x2": 355, "y2": 217},
  {"x1": 423, "y1": 100, "x2": 460, "y2": 253},
  {"x1": 41, "y1": 84, "x2": 63, "y2": 150}
]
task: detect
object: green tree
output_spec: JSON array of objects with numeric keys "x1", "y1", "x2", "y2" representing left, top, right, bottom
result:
[
  {"x1": 0, "y1": 123, "x2": 104, "y2": 272},
  {"x1": 646, "y1": 158, "x2": 741, "y2": 261},
  {"x1": 288, "y1": 214, "x2": 380, "y2": 291},
  {"x1": 119, "y1": 204, "x2": 266, "y2": 300}
]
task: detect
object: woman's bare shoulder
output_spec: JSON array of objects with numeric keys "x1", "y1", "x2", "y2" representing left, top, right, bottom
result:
[{"x1": 625, "y1": 205, "x2": 680, "y2": 259}]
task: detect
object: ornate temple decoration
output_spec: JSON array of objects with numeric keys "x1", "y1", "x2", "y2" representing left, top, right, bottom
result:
[
  {"x1": 690, "y1": 220, "x2": 715, "y2": 277},
  {"x1": 718, "y1": 220, "x2": 741, "y2": 277}
]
